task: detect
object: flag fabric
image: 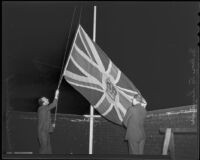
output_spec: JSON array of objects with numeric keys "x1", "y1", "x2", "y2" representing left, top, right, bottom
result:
[{"x1": 63, "y1": 25, "x2": 147, "y2": 125}]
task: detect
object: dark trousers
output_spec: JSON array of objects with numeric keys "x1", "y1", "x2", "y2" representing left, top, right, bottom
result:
[{"x1": 38, "y1": 131, "x2": 52, "y2": 154}]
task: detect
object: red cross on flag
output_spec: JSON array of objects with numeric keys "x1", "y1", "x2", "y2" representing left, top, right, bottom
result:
[{"x1": 63, "y1": 25, "x2": 147, "y2": 125}]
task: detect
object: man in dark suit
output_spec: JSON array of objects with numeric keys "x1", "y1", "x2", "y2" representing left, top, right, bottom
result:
[
  {"x1": 123, "y1": 94, "x2": 147, "y2": 154},
  {"x1": 37, "y1": 90, "x2": 59, "y2": 154}
]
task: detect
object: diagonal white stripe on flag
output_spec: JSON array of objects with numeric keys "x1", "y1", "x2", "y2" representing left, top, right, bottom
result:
[
  {"x1": 80, "y1": 26, "x2": 105, "y2": 72},
  {"x1": 106, "y1": 60, "x2": 112, "y2": 74},
  {"x1": 117, "y1": 86, "x2": 139, "y2": 95},
  {"x1": 113, "y1": 104, "x2": 123, "y2": 122},
  {"x1": 117, "y1": 102, "x2": 126, "y2": 116},
  {"x1": 117, "y1": 88, "x2": 133, "y2": 102},
  {"x1": 74, "y1": 44, "x2": 100, "y2": 70},
  {"x1": 65, "y1": 26, "x2": 80, "y2": 68},
  {"x1": 114, "y1": 70, "x2": 121, "y2": 84},
  {"x1": 66, "y1": 79, "x2": 104, "y2": 93},
  {"x1": 78, "y1": 30, "x2": 92, "y2": 59},
  {"x1": 65, "y1": 70, "x2": 103, "y2": 87},
  {"x1": 70, "y1": 56, "x2": 101, "y2": 85},
  {"x1": 94, "y1": 93, "x2": 106, "y2": 109},
  {"x1": 102, "y1": 104, "x2": 114, "y2": 116}
]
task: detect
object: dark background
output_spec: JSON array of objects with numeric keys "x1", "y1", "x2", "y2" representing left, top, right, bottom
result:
[{"x1": 2, "y1": 1, "x2": 198, "y2": 115}]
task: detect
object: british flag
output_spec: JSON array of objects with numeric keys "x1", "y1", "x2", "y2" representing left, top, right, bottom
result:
[{"x1": 63, "y1": 25, "x2": 147, "y2": 125}]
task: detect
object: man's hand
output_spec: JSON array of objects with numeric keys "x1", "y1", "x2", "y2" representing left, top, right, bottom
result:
[
  {"x1": 54, "y1": 89, "x2": 59, "y2": 99},
  {"x1": 132, "y1": 94, "x2": 147, "y2": 107},
  {"x1": 52, "y1": 123, "x2": 56, "y2": 128},
  {"x1": 134, "y1": 94, "x2": 143, "y2": 102},
  {"x1": 49, "y1": 124, "x2": 54, "y2": 133},
  {"x1": 132, "y1": 94, "x2": 142, "y2": 105}
]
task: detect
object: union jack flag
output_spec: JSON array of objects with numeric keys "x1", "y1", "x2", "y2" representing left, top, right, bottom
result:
[{"x1": 63, "y1": 25, "x2": 147, "y2": 125}]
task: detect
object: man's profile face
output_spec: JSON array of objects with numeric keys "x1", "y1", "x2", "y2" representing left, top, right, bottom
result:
[{"x1": 40, "y1": 97, "x2": 49, "y2": 105}]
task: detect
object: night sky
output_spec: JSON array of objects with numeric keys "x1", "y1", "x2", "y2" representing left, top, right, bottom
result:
[{"x1": 2, "y1": 2, "x2": 198, "y2": 115}]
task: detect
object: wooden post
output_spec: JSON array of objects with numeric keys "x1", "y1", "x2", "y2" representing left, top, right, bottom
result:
[
  {"x1": 162, "y1": 128, "x2": 172, "y2": 155},
  {"x1": 162, "y1": 128, "x2": 175, "y2": 160},
  {"x1": 169, "y1": 131, "x2": 175, "y2": 160}
]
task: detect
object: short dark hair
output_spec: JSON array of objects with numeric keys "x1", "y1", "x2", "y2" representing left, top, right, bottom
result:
[{"x1": 38, "y1": 97, "x2": 47, "y2": 106}]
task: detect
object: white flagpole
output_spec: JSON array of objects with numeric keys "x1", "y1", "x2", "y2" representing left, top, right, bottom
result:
[{"x1": 89, "y1": 5, "x2": 97, "y2": 155}]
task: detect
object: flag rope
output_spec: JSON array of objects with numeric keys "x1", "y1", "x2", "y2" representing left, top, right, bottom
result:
[
  {"x1": 57, "y1": 6, "x2": 77, "y2": 90},
  {"x1": 78, "y1": 6, "x2": 83, "y2": 25},
  {"x1": 53, "y1": 6, "x2": 78, "y2": 126}
]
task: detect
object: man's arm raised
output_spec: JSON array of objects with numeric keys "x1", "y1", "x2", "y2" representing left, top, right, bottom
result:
[{"x1": 48, "y1": 90, "x2": 59, "y2": 110}]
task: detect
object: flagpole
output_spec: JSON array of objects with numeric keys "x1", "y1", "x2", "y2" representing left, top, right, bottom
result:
[{"x1": 89, "y1": 5, "x2": 97, "y2": 155}]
